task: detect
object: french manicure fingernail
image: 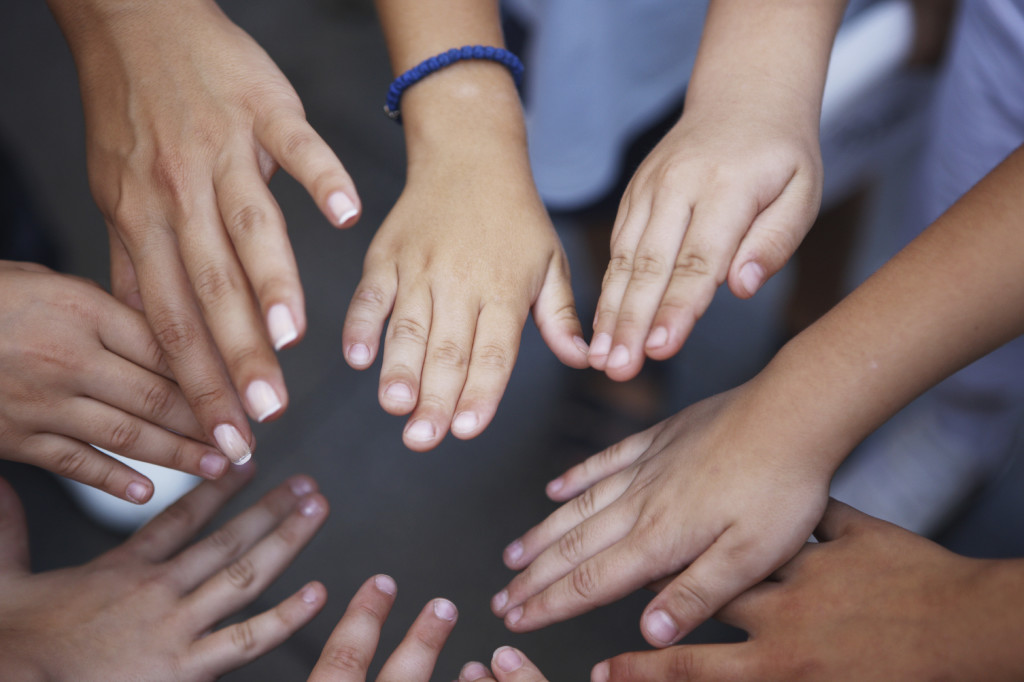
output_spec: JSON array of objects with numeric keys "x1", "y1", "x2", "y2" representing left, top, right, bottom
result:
[
  {"x1": 506, "y1": 606, "x2": 523, "y2": 626},
  {"x1": 126, "y1": 481, "x2": 149, "y2": 504},
  {"x1": 289, "y1": 476, "x2": 315, "y2": 497},
  {"x1": 739, "y1": 261, "x2": 766, "y2": 296},
  {"x1": 299, "y1": 496, "x2": 323, "y2": 517},
  {"x1": 433, "y1": 598, "x2": 457, "y2": 621},
  {"x1": 214, "y1": 424, "x2": 252, "y2": 465},
  {"x1": 375, "y1": 574, "x2": 397, "y2": 595},
  {"x1": 461, "y1": 662, "x2": 489, "y2": 681},
  {"x1": 327, "y1": 191, "x2": 358, "y2": 226},
  {"x1": 547, "y1": 477, "x2": 564, "y2": 496},
  {"x1": 199, "y1": 452, "x2": 228, "y2": 479},
  {"x1": 504, "y1": 540, "x2": 523, "y2": 564},
  {"x1": 268, "y1": 304, "x2": 298, "y2": 350},
  {"x1": 452, "y1": 411, "x2": 478, "y2": 435},
  {"x1": 644, "y1": 609, "x2": 680, "y2": 644},
  {"x1": 405, "y1": 420, "x2": 435, "y2": 442},
  {"x1": 494, "y1": 647, "x2": 523, "y2": 673},
  {"x1": 646, "y1": 326, "x2": 669, "y2": 349},
  {"x1": 573, "y1": 335, "x2": 589, "y2": 354},
  {"x1": 301, "y1": 584, "x2": 319, "y2": 604},
  {"x1": 591, "y1": 661, "x2": 611, "y2": 682},
  {"x1": 246, "y1": 380, "x2": 283, "y2": 422},
  {"x1": 589, "y1": 332, "x2": 612, "y2": 357},
  {"x1": 491, "y1": 590, "x2": 508, "y2": 612},
  {"x1": 348, "y1": 343, "x2": 371, "y2": 366},
  {"x1": 384, "y1": 382, "x2": 414, "y2": 403},
  {"x1": 607, "y1": 345, "x2": 630, "y2": 369}
]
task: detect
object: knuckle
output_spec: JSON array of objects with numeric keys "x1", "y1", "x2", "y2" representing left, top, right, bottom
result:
[
  {"x1": 389, "y1": 317, "x2": 428, "y2": 346},
  {"x1": 206, "y1": 525, "x2": 243, "y2": 558},
  {"x1": 51, "y1": 447, "x2": 95, "y2": 483},
  {"x1": 140, "y1": 381, "x2": 176, "y2": 421},
  {"x1": 605, "y1": 253, "x2": 634, "y2": 280},
  {"x1": 191, "y1": 263, "x2": 240, "y2": 308},
  {"x1": 225, "y1": 203, "x2": 270, "y2": 241},
  {"x1": 670, "y1": 578, "x2": 715, "y2": 621},
  {"x1": 319, "y1": 644, "x2": 366, "y2": 673},
  {"x1": 567, "y1": 562, "x2": 600, "y2": 601},
  {"x1": 472, "y1": 342, "x2": 512, "y2": 372},
  {"x1": 429, "y1": 341, "x2": 468, "y2": 371},
  {"x1": 229, "y1": 620, "x2": 259, "y2": 653},
  {"x1": 107, "y1": 417, "x2": 142, "y2": 452},
  {"x1": 150, "y1": 310, "x2": 202, "y2": 356},
  {"x1": 631, "y1": 253, "x2": 667, "y2": 281},
  {"x1": 557, "y1": 525, "x2": 588, "y2": 565},
  {"x1": 225, "y1": 556, "x2": 257, "y2": 591},
  {"x1": 673, "y1": 250, "x2": 715, "y2": 280},
  {"x1": 279, "y1": 127, "x2": 317, "y2": 160},
  {"x1": 351, "y1": 283, "x2": 388, "y2": 312},
  {"x1": 572, "y1": 487, "x2": 599, "y2": 519}
]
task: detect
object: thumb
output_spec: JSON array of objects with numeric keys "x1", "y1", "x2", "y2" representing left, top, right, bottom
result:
[
  {"x1": 0, "y1": 477, "x2": 30, "y2": 572},
  {"x1": 488, "y1": 646, "x2": 551, "y2": 681},
  {"x1": 533, "y1": 253, "x2": 588, "y2": 369},
  {"x1": 108, "y1": 222, "x2": 143, "y2": 311}
]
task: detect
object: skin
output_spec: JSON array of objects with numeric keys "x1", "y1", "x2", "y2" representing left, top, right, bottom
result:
[
  {"x1": 459, "y1": 648, "x2": 550, "y2": 682},
  {"x1": 494, "y1": 145, "x2": 1024, "y2": 646},
  {"x1": 45, "y1": 0, "x2": 360, "y2": 463},
  {"x1": 0, "y1": 260, "x2": 230, "y2": 503},
  {"x1": 0, "y1": 465, "x2": 330, "y2": 680},
  {"x1": 344, "y1": 0, "x2": 588, "y2": 451},
  {"x1": 588, "y1": 0, "x2": 846, "y2": 381}
]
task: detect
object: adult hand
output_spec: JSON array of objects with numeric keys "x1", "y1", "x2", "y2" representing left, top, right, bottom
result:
[
  {"x1": 308, "y1": 575, "x2": 458, "y2": 681},
  {"x1": 0, "y1": 261, "x2": 229, "y2": 503},
  {"x1": 459, "y1": 647, "x2": 551, "y2": 682},
  {"x1": 593, "y1": 499, "x2": 1024, "y2": 681},
  {"x1": 492, "y1": 385, "x2": 831, "y2": 647},
  {"x1": 48, "y1": 0, "x2": 360, "y2": 461},
  {"x1": 0, "y1": 465, "x2": 330, "y2": 680}
]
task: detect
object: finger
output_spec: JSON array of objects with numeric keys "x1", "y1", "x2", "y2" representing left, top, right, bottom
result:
[
  {"x1": 589, "y1": 197, "x2": 653, "y2": 371},
  {"x1": 728, "y1": 173, "x2": 818, "y2": 299},
  {"x1": 543, "y1": 427, "x2": 657, "y2": 502},
  {"x1": 307, "y1": 574, "x2": 398, "y2": 682},
  {"x1": 176, "y1": 196, "x2": 288, "y2": 424},
  {"x1": 108, "y1": 222, "x2": 143, "y2": 311},
  {"x1": 813, "y1": 498, "x2": 869, "y2": 542},
  {"x1": 644, "y1": 193, "x2": 757, "y2": 364},
  {"x1": 20, "y1": 433, "x2": 154, "y2": 504},
  {"x1": 256, "y1": 111, "x2": 360, "y2": 228},
  {"x1": 214, "y1": 151, "x2": 306, "y2": 351},
  {"x1": 713, "y1": 580, "x2": 780, "y2": 632},
  {"x1": 459, "y1": 661, "x2": 496, "y2": 681},
  {"x1": 170, "y1": 475, "x2": 319, "y2": 592},
  {"x1": 118, "y1": 221, "x2": 253, "y2": 464},
  {"x1": 342, "y1": 259, "x2": 398, "y2": 371},
  {"x1": 188, "y1": 580, "x2": 327, "y2": 677},
  {"x1": 185, "y1": 491, "x2": 328, "y2": 625},
  {"x1": 593, "y1": 643, "x2": 752, "y2": 682},
  {"x1": 376, "y1": 598, "x2": 459, "y2": 682},
  {"x1": 450, "y1": 303, "x2": 524, "y2": 440},
  {"x1": 604, "y1": 194, "x2": 691, "y2": 380},
  {"x1": 485, "y1": 647, "x2": 551, "y2": 681},
  {"x1": 57, "y1": 396, "x2": 230, "y2": 481},
  {"x1": 124, "y1": 462, "x2": 257, "y2": 562},
  {"x1": 532, "y1": 252, "x2": 588, "y2": 369},
  {"x1": 378, "y1": 284, "x2": 431, "y2": 419},
  {"x1": 95, "y1": 295, "x2": 174, "y2": 380},
  {"x1": 0, "y1": 477, "x2": 30, "y2": 572}
]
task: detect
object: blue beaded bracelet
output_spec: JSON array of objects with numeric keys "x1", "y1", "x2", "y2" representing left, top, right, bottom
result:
[{"x1": 383, "y1": 45, "x2": 524, "y2": 123}]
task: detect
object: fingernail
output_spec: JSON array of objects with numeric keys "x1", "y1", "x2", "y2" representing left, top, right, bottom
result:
[
  {"x1": 506, "y1": 606, "x2": 523, "y2": 626},
  {"x1": 461, "y1": 662, "x2": 489, "y2": 681},
  {"x1": 268, "y1": 304, "x2": 299, "y2": 350},
  {"x1": 504, "y1": 540, "x2": 523, "y2": 564},
  {"x1": 573, "y1": 335, "x2": 590, "y2": 354},
  {"x1": 289, "y1": 476, "x2": 315, "y2": 497},
  {"x1": 246, "y1": 380, "x2": 283, "y2": 423},
  {"x1": 348, "y1": 343, "x2": 371, "y2": 366},
  {"x1": 375, "y1": 574, "x2": 397, "y2": 595},
  {"x1": 199, "y1": 452, "x2": 228, "y2": 479},
  {"x1": 589, "y1": 332, "x2": 612, "y2": 357},
  {"x1": 214, "y1": 424, "x2": 252, "y2": 465},
  {"x1": 433, "y1": 598, "x2": 457, "y2": 621},
  {"x1": 644, "y1": 609, "x2": 680, "y2": 645},
  {"x1": 739, "y1": 261, "x2": 765, "y2": 296},
  {"x1": 126, "y1": 481, "x2": 150, "y2": 504},
  {"x1": 451, "y1": 411, "x2": 478, "y2": 435},
  {"x1": 299, "y1": 496, "x2": 323, "y2": 517},
  {"x1": 546, "y1": 477, "x2": 564, "y2": 496},
  {"x1": 301, "y1": 583, "x2": 319, "y2": 604},
  {"x1": 491, "y1": 590, "x2": 508, "y2": 612},
  {"x1": 327, "y1": 191, "x2": 358, "y2": 226},
  {"x1": 384, "y1": 382, "x2": 414, "y2": 403},
  {"x1": 646, "y1": 326, "x2": 669, "y2": 350},
  {"x1": 591, "y1": 661, "x2": 611, "y2": 682},
  {"x1": 494, "y1": 647, "x2": 523, "y2": 673},
  {"x1": 606, "y1": 345, "x2": 630, "y2": 369},
  {"x1": 405, "y1": 420, "x2": 435, "y2": 442}
]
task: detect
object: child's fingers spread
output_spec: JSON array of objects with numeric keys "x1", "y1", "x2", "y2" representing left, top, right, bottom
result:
[
  {"x1": 343, "y1": 267, "x2": 398, "y2": 370},
  {"x1": 188, "y1": 581, "x2": 326, "y2": 678},
  {"x1": 378, "y1": 286, "x2": 432, "y2": 418},
  {"x1": 489, "y1": 647, "x2": 551, "y2": 681},
  {"x1": 307, "y1": 574, "x2": 398, "y2": 682},
  {"x1": 376, "y1": 598, "x2": 458, "y2": 682}
]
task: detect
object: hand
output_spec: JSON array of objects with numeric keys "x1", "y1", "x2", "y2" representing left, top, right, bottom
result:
[
  {"x1": 50, "y1": 0, "x2": 360, "y2": 461},
  {"x1": 342, "y1": 156, "x2": 587, "y2": 451},
  {"x1": 308, "y1": 575, "x2": 458, "y2": 681},
  {"x1": 492, "y1": 384, "x2": 831, "y2": 646},
  {"x1": 0, "y1": 465, "x2": 330, "y2": 680},
  {"x1": 592, "y1": 499, "x2": 1024, "y2": 681},
  {"x1": 0, "y1": 261, "x2": 231, "y2": 503},
  {"x1": 459, "y1": 647, "x2": 550, "y2": 682},
  {"x1": 589, "y1": 104, "x2": 822, "y2": 381}
]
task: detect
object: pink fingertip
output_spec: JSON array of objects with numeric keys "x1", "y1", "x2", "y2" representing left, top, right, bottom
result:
[{"x1": 375, "y1": 574, "x2": 397, "y2": 595}]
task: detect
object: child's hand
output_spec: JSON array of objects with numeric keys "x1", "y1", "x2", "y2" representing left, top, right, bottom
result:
[
  {"x1": 343, "y1": 159, "x2": 587, "y2": 451},
  {"x1": 592, "y1": 499, "x2": 1024, "y2": 681},
  {"x1": 492, "y1": 385, "x2": 830, "y2": 646},
  {"x1": 459, "y1": 647, "x2": 550, "y2": 682},
  {"x1": 589, "y1": 107, "x2": 822, "y2": 381},
  {"x1": 0, "y1": 466, "x2": 329, "y2": 679},
  {"x1": 50, "y1": 0, "x2": 360, "y2": 461},
  {"x1": 0, "y1": 261, "x2": 232, "y2": 502},
  {"x1": 308, "y1": 575, "x2": 457, "y2": 681}
]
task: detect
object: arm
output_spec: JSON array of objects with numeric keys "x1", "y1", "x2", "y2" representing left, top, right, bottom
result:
[
  {"x1": 45, "y1": 0, "x2": 359, "y2": 461},
  {"x1": 342, "y1": 0, "x2": 587, "y2": 451},
  {"x1": 494, "y1": 145, "x2": 1024, "y2": 644},
  {"x1": 590, "y1": 0, "x2": 846, "y2": 380}
]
